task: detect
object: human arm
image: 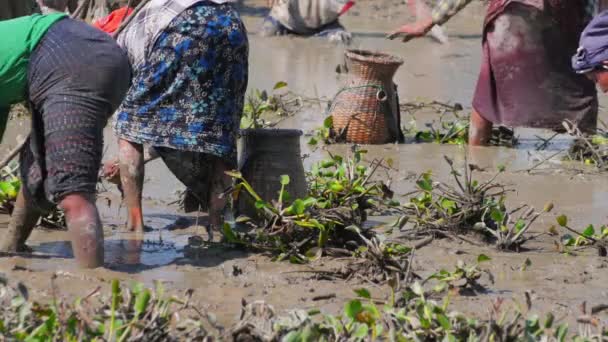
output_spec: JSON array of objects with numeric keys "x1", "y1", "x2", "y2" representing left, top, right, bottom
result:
[{"x1": 388, "y1": 0, "x2": 474, "y2": 41}]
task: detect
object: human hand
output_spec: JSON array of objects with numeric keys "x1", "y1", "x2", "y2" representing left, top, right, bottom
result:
[{"x1": 387, "y1": 18, "x2": 434, "y2": 42}]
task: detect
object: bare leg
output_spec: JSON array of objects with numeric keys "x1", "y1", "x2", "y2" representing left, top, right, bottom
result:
[
  {"x1": 60, "y1": 193, "x2": 104, "y2": 268},
  {"x1": 208, "y1": 159, "x2": 232, "y2": 228},
  {"x1": 0, "y1": 188, "x2": 41, "y2": 252},
  {"x1": 468, "y1": 109, "x2": 493, "y2": 146},
  {"x1": 118, "y1": 139, "x2": 145, "y2": 232}
]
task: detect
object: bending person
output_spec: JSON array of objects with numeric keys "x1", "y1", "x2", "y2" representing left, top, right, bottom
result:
[
  {"x1": 261, "y1": 0, "x2": 354, "y2": 43},
  {"x1": 390, "y1": 0, "x2": 600, "y2": 146},
  {"x1": 0, "y1": 1, "x2": 131, "y2": 268},
  {"x1": 106, "y1": 0, "x2": 248, "y2": 233}
]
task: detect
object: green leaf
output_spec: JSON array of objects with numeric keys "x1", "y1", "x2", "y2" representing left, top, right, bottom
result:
[
  {"x1": 477, "y1": 254, "x2": 491, "y2": 263},
  {"x1": 354, "y1": 288, "x2": 371, "y2": 299},
  {"x1": 289, "y1": 255, "x2": 306, "y2": 264},
  {"x1": 255, "y1": 200, "x2": 269, "y2": 210},
  {"x1": 582, "y1": 224, "x2": 595, "y2": 237},
  {"x1": 515, "y1": 219, "x2": 526, "y2": 232},
  {"x1": 329, "y1": 182, "x2": 344, "y2": 193},
  {"x1": 131, "y1": 282, "x2": 145, "y2": 295},
  {"x1": 307, "y1": 137, "x2": 318, "y2": 146},
  {"x1": 235, "y1": 216, "x2": 251, "y2": 223},
  {"x1": 134, "y1": 289, "x2": 151, "y2": 318},
  {"x1": 437, "y1": 313, "x2": 452, "y2": 330},
  {"x1": 433, "y1": 282, "x2": 448, "y2": 293},
  {"x1": 291, "y1": 199, "x2": 306, "y2": 215},
  {"x1": 320, "y1": 160, "x2": 336, "y2": 168},
  {"x1": 440, "y1": 199, "x2": 456, "y2": 211},
  {"x1": 544, "y1": 312, "x2": 555, "y2": 329},
  {"x1": 411, "y1": 282, "x2": 424, "y2": 296},
  {"x1": 224, "y1": 170, "x2": 243, "y2": 179},
  {"x1": 323, "y1": 116, "x2": 333, "y2": 129},
  {"x1": 0, "y1": 182, "x2": 16, "y2": 199},
  {"x1": 490, "y1": 209, "x2": 505, "y2": 223},
  {"x1": 416, "y1": 179, "x2": 432, "y2": 192},
  {"x1": 280, "y1": 175, "x2": 290, "y2": 186},
  {"x1": 344, "y1": 300, "x2": 363, "y2": 320},
  {"x1": 222, "y1": 223, "x2": 238, "y2": 243},
  {"x1": 305, "y1": 247, "x2": 322, "y2": 261},
  {"x1": 521, "y1": 258, "x2": 532, "y2": 271},
  {"x1": 556, "y1": 215, "x2": 568, "y2": 227},
  {"x1": 352, "y1": 323, "x2": 369, "y2": 338},
  {"x1": 556, "y1": 324, "x2": 568, "y2": 342},
  {"x1": 273, "y1": 81, "x2": 288, "y2": 90}
]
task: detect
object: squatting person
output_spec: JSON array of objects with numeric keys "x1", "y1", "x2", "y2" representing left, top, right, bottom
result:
[
  {"x1": 261, "y1": 0, "x2": 355, "y2": 43},
  {"x1": 0, "y1": 0, "x2": 131, "y2": 268}
]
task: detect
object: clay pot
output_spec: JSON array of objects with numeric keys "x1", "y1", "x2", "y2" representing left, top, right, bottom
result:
[
  {"x1": 330, "y1": 49, "x2": 404, "y2": 144},
  {"x1": 238, "y1": 129, "x2": 307, "y2": 217}
]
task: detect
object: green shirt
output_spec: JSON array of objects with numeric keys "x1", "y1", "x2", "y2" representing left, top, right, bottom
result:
[{"x1": 0, "y1": 13, "x2": 66, "y2": 112}]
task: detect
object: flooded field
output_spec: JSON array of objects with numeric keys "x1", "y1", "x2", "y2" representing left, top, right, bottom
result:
[{"x1": 1, "y1": 0, "x2": 608, "y2": 334}]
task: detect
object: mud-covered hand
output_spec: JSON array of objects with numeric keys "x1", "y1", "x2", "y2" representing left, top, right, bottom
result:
[{"x1": 387, "y1": 17, "x2": 434, "y2": 42}]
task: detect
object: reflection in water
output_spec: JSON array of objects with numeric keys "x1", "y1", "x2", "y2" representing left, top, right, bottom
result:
[{"x1": 104, "y1": 230, "x2": 186, "y2": 268}]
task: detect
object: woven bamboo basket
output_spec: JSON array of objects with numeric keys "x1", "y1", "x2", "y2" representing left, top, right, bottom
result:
[
  {"x1": 238, "y1": 129, "x2": 307, "y2": 218},
  {"x1": 330, "y1": 49, "x2": 404, "y2": 144}
]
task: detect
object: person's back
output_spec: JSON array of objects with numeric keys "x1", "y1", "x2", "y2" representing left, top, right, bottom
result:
[{"x1": 0, "y1": 13, "x2": 67, "y2": 136}]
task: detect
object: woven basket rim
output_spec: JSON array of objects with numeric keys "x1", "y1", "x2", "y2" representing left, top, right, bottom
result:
[
  {"x1": 240, "y1": 128, "x2": 303, "y2": 137},
  {"x1": 346, "y1": 49, "x2": 404, "y2": 66}
]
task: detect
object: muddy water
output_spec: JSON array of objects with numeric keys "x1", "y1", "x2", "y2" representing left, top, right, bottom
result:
[{"x1": 1, "y1": 0, "x2": 608, "y2": 328}]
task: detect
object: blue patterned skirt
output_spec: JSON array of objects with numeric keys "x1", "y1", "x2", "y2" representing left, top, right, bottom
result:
[{"x1": 114, "y1": 2, "x2": 249, "y2": 165}]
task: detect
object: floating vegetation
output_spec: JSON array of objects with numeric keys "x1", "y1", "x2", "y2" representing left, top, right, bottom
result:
[
  {"x1": 555, "y1": 214, "x2": 608, "y2": 257},
  {"x1": 1, "y1": 259, "x2": 606, "y2": 340},
  {"x1": 307, "y1": 116, "x2": 335, "y2": 148},
  {"x1": 401, "y1": 101, "x2": 517, "y2": 147},
  {"x1": 0, "y1": 278, "x2": 222, "y2": 341},
  {"x1": 422, "y1": 254, "x2": 492, "y2": 295},
  {"x1": 394, "y1": 157, "x2": 550, "y2": 251},
  {"x1": 240, "y1": 82, "x2": 303, "y2": 129},
  {"x1": 336, "y1": 227, "x2": 415, "y2": 286},
  {"x1": 220, "y1": 148, "x2": 401, "y2": 265},
  {"x1": 564, "y1": 120, "x2": 608, "y2": 170},
  {"x1": 0, "y1": 165, "x2": 66, "y2": 229},
  {"x1": 0, "y1": 162, "x2": 20, "y2": 215},
  {"x1": 229, "y1": 277, "x2": 602, "y2": 341}
]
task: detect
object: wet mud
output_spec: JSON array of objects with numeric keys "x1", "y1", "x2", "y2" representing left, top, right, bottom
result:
[{"x1": 1, "y1": 0, "x2": 608, "y2": 329}]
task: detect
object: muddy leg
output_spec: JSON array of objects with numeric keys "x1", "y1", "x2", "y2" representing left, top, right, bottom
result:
[
  {"x1": 118, "y1": 139, "x2": 145, "y2": 232},
  {"x1": 468, "y1": 109, "x2": 493, "y2": 146},
  {"x1": 208, "y1": 159, "x2": 232, "y2": 228},
  {"x1": 60, "y1": 193, "x2": 104, "y2": 268},
  {"x1": 0, "y1": 188, "x2": 41, "y2": 252}
]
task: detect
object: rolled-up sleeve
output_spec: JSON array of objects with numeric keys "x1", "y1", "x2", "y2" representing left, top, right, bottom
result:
[{"x1": 431, "y1": 0, "x2": 474, "y2": 26}]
